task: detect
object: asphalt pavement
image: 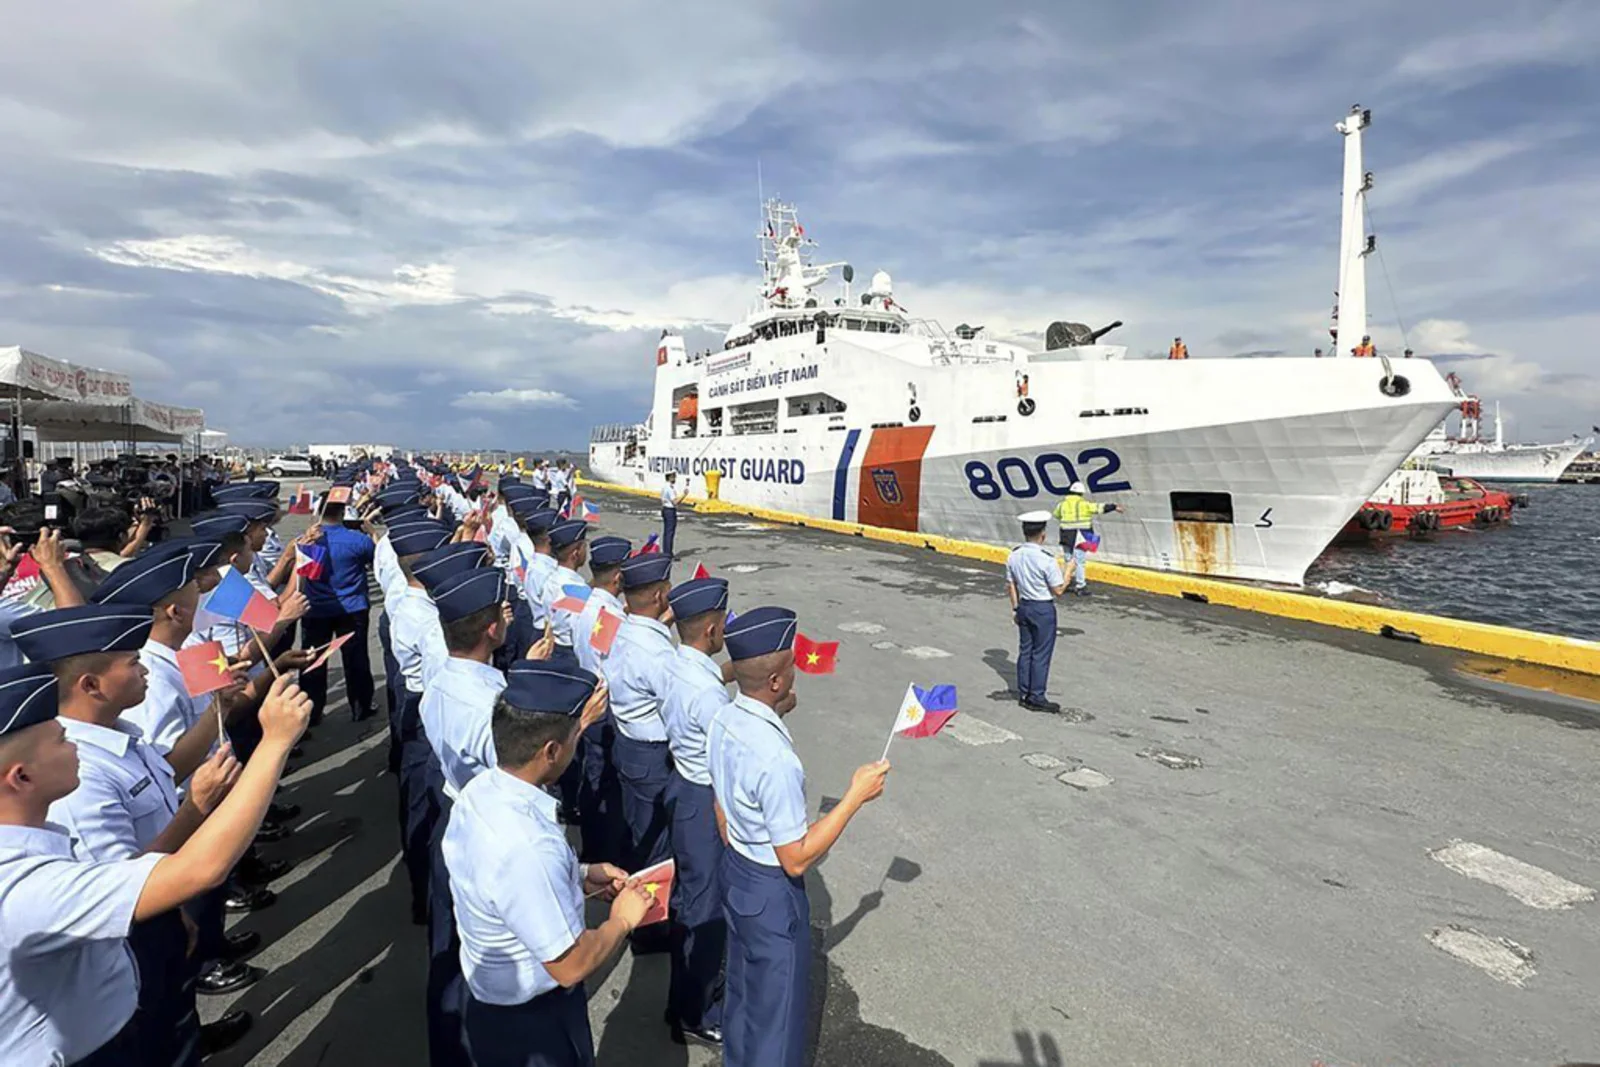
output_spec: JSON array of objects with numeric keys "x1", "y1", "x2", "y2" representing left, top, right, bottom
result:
[{"x1": 203, "y1": 487, "x2": 1600, "y2": 1067}]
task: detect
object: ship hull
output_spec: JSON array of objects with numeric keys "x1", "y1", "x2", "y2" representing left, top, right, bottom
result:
[
  {"x1": 591, "y1": 353, "x2": 1454, "y2": 586},
  {"x1": 1414, "y1": 438, "x2": 1589, "y2": 483}
]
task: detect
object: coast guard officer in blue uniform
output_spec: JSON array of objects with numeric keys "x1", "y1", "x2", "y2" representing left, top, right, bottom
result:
[
  {"x1": 659, "y1": 471, "x2": 687, "y2": 558},
  {"x1": 1006, "y1": 511, "x2": 1068, "y2": 713},
  {"x1": 573, "y1": 535, "x2": 630, "y2": 863},
  {"x1": 418, "y1": 559, "x2": 510, "y2": 1067},
  {"x1": 442, "y1": 663, "x2": 651, "y2": 1067},
  {"x1": 708, "y1": 607, "x2": 890, "y2": 1067},
  {"x1": 605, "y1": 554, "x2": 677, "y2": 904},
  {"x1": 541, "y1": 520, "x2": 591, "y2": 670},
  {"x1": 660, "y1": 576, "x2": 734, "y2": 1045}
]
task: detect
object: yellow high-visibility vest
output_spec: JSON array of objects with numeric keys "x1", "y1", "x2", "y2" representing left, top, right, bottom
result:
[{"x1": 1053, "y1": 494, "x2": 1101, "y2": 529}]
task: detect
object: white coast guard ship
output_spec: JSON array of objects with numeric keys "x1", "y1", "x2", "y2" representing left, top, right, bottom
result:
[
  {"x1": 1409, "y1": 378, "x2": 1590, "y2": 483},
  {"x1": 590, "y1": 107, "x2": 1457, "y2": 586}
]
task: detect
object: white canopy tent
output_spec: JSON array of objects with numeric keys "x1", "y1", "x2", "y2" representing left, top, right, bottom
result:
[{"x1": 0, "y1": 345, "x2": 134, "y2": 404}]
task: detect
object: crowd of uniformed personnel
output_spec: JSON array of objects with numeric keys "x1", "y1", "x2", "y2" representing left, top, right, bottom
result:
[{"x1": 0, "y1": 453, "x2": 889, "y2": 1067}]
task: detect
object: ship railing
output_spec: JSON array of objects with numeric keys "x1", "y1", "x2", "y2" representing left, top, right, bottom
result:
[{"x1": 590, "y1": 423, "x2": 640, "y2": 444}]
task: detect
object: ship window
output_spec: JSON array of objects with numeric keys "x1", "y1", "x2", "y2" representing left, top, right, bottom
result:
[
  {"x1": 1170, "y1": 492, "x2": 1234, "y2": 524},
  {"x1": 730, "y1": 400, "x2": 778, "y2": 436},
  {"x1": 786, "y1": 393, "x2": 846, "y2": 417}
]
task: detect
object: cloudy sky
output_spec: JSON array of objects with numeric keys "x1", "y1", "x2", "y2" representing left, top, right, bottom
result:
[{"x1": 2, "y1": 1, "x2": 1597, "y2": 448}]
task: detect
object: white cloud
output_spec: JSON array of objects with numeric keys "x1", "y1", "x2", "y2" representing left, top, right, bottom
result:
[{"x1": 451, "y1": 388, "x2": 576, "y2": 411}]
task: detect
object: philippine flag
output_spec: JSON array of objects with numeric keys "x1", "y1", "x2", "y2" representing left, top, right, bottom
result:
[
  {"x1": 891, "y1": 684, "x2": 959, "y2": 739},
  {"x1": 1075, "y1": 530, "x2": 1102, "y2": 553},
  {"x1": 551, "y1": 583, "x2": 591, "y2": 613},
  {"x1": 203, "y1": 569, "x2": 281, "y2": 632},
  {"x1": 578, "y1": 499, "x2": 599, "y2": 522},
  {"x1": 295, "y1": 543, "x2": 327, "y2": 581}
]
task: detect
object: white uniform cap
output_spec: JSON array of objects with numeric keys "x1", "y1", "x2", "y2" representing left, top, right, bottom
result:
[{"x1": 1018, "y1": 510, "x2": 1052, "y2": 523}]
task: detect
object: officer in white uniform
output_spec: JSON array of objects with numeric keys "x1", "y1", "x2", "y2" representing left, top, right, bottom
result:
[
  {"x1": 708, "y1": 606, "x2": 890, "y2": 1067},
  {"x1": 443, "y1": 662, "x2": 650, "y2": 1067},
  {"x1": 1006, "y1": 511, "x2": 1069, "y2": 713},
  {"x1": 540, "y1": 520, "x2": 591, "y2": 670},
  {"x1": 571, "y1": 535, "x2": 630, "y2": 864},
  {"x1": 604, "y1": 554, "x2": 677, "y2": 905},
  {"x1": 658, "y1": 471, "x2": 688, "y2": 558},
  {"x1": 417, "y1": 558, "x2": 509, "y2": 1067},
  {"x1": 659, "y1": 577, "x2": 733, "y2": 1044}
]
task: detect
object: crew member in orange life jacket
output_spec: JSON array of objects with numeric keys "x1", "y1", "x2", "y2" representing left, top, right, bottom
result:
[
  {"x1": 1353, "y1": 336, "x2": 1376, "y2": 357},
  {"x1": 1168, "y1": 337, "x2": 1188, "y2": 360}
]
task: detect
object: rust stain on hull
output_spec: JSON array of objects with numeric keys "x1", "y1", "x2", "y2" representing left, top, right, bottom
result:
[{"x1": 1173, "y1": 521, "x2": 1234, "y2": 576}]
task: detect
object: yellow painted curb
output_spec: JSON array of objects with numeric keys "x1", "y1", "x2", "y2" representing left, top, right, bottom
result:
[{"x1": 577, "y1": 477, "x2": 1600, "y2": 677}]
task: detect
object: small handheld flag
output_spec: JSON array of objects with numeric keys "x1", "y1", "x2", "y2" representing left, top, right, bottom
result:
[
  {"x1": 295, "y1": 543, "x2": 328, "y2": 581},
  {"x1": 178, "y1": 641, "x2": 238, "y2": 697},
  {"x1": 511, "y1": 544, "x2": 529, "y2": 583},
  {"x1": 303, "y1": 632, "x2": 354, "y2": 673},
  {"x1": 882, "y1": 684, "x2": 959, "y2": 759},
  {"x1": 589, "y1": 608, "x2": 622, "y2": 654},
  {"x1": 326, "y1": 486, "x2": 352, "y2": 505},
  {"x1": 794, "y1": 633, "x2": 838, "y2": 675},
  {"x1": 551, "y1": 583, "x2": 591, "y2": 613},
  {"x1": 1075, "y1": 530, "x2": 1102, "y2": 553},
  {"x1": 204, "y1": 569, "x2": 280, "y2": 632},
  {"x1": 632, "y1": 533, "x2": 660, "y2": 557},
  {"x1": 692, "y1": 561, "x2": 710, "y2": 581},
  {"x1": 576, "y1": 497, "x2": 599, "y2": 522},
  {"x1": 633, "y1": 858, "x2": 675, "y2": 926},
  {"x1": 287, "y1": 486, "x2": 314, "y2": 515}
]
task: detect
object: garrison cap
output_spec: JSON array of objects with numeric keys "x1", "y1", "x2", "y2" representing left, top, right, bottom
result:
[
  {"x1": 162, "y1": 537, "x2": 226, "y2": 574},
  {"x1": 521, "y1": 507, "x2": 560, "y2": 535},
  {"x1": 502, "y1": 661, "x2": 598, "y2": 718},
  {"x1": 381, "y1": 504, "x2": 429, "y2": 525},
  {"x1": 430, "y1": 567, "x2": 509, "y2": 622},
  {"x1": 499, "y1": 483, "x2": 539, "y2": 503},
  {"x1": 588, "y1": 536, "x2": 632, "y2": 568},
  {"x1": 211, "y1": 481, "x2": 279, "y2": 502},
  {"x1": 667, "y1": 577, "x2": 728, "y2": 621},
  {"x1": 0, "y1": 664, "x2": 61, "y2": 737},
  {"x1": 90, "y1": 542, "x2": 197, "y2": 605},
  {"x1": 548, "y1": 520, "x2": 589, "y2": 550},
  {"x1": 12, "y1": 604, "x2": 154, "y2": 662},
  {"x1": 217, "y1": 500, "x2": 278, "y2": 523},
  {"x1": 413, "y1": 542, "x2": 491, "y2": 588},
  {"x1": 391, "y1": 526, "x2": 453, "y2": 558},
  {"x1": 189, "y1": 512, "x2": 250, "y2": 538},
  {"x1": 619, "y1": 554, "x2": 672, "y2": 591},
  {"x1": 724, "y1": 606, "x2": 797, "y2": 662}
]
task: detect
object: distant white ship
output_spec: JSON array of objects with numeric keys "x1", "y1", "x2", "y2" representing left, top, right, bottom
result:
[
  {"x1": 590, "y1": 107, "x2": 1456, "y2": 586},
  {"x1": 1412, "y1": 378, "x2": 1591, "y2": 483}
]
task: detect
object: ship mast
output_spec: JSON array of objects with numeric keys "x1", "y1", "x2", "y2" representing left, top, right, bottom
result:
[{"x1": 1333, "y1": 105, "x2": 1374, "y2": 359}]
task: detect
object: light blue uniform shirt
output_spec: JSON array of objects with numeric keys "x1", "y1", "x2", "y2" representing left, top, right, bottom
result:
[
  {"x1": 520, "y1": 547, "x2": 557, "y2": 632},
  {"x1": 708, "y1": 694, "x2": 808, "y2": 866},
  {"x1": 573, "y1": 585, "x2": 623, "y2": 676},
  {"x1": 374, "y1": 534, "x2": 406, "y2": 604},
  {"x1": 605, "y1": 614, "x2": 674, "y2": 743},
  {"x1": 390, "y1": 586, "x2": 449, "y2": 695},
  {"x1": 1006, "y1": 543, "x2": 1064, "y2": 602},
  {"x1": 444, "y1": 769, "x2": 585, "y2": 1006},
  {"x1": 487, "y1": 507, "x2": 519, "y2": 569},
  {"x1": 48, "y1": 718, "x2": 180, "y2": 860},
  {"x1": 0, "y1": 596, "x2": 40, "y2": 670},
  {"x1": 438, "y1": 485, "x2": 472, "y2": 521},
  {"x1": 259, "y1": 527, "x2": 285, "y2": 571},
  {"x1": 126, "y1": 641, "x2": 210, "y2": 758},
  {"x1": 422, "y1": 657, "x2": 508, "y2": 800},
  {"x1": 661, "y1": 645, "x2": 729, "y2": 786},
  {"x1": 540, "y1": 564, "x2": 588, "y2": 651},
  {"x1": 660, "y1": 484, "x2": 678, "y2": 509},
  {"x1": 0, "y1": 824, "x2": 161, "y2": 1066}
]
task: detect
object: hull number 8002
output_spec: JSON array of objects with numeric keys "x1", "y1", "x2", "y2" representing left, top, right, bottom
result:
[{"x1": 962, "y1": 448, "x2": 1131, "y2": 501}]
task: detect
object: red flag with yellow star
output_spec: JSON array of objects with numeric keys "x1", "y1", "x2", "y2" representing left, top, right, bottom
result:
[
  {"x1": 589, "y1": 608, "x2": 622, "y2": 655},
  {"x1": 794, "y1": 632, "x2": 838, "y2": 675},
  {"x1": 631, "y1": 858, "x2": 675, "y2": 926},
  {"x1": 178, "y1": 640, "x2": 237, "y2": 697}
]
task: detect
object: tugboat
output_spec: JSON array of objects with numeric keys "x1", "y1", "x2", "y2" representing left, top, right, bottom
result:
[{"x1": 1339, "y1": 465, "x2": 1522, "y2": 540}]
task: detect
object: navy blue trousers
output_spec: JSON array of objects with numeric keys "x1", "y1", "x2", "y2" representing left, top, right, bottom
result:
[
  {"x1": 1015, "y1": 599, "x2": 1057, "y2": 703},
  {"x1": 379, "y1": 609, "x2": 401, "y2": 773},
  {"x1": 578, "y1": 716, "x2": 622, "y2": 865},
  {"x1": 397, "y1": 690, "x2": 436, "y2": 923},
  {"x1": 660, "y1": 507, "x2": 678, "y2": 558},
  {"x1": 721, "y1": 849, "x2": 810, "y2": 1067},
  {"x1": 426, "y1": 779, "x2": 470, "y2": 1067},
  {"x1": 129, "y1": 910, "x2": 200, "y2": 1067},
  {"x1": 300, "y1": 610, "x2": 375, "y2": 724},
  {"x1": 463, "y1": 985, "x2": 593, "y2": 1067},
  {"x1": 612, "y1": 733, "x2": 673, "y2": 874},
  {"x1": 494, "y1": 593, "x2": 535, "y2": 672},
  {"x1": 665, "y1": 774, "x2": 726, "y2": 1030},
  {"x1": 78, "y1": 1017, "x2": 143, "y2": 1067}
]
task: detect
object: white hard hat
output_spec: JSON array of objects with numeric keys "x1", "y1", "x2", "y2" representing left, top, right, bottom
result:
[{"x1": 1068, "y1": 481, "x2": 1087, "y2": 494}]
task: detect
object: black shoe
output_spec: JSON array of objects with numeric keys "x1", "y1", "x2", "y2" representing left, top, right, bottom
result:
[
  {"x1": 224, "y1": 886, "x2": 277, "y2": 913},
  {"x1": 1072, "y1": 587, "x2": 1091, "y2": 597},
  {"x1": 1036, "y1": 699, "x2": 1063, "y2": 713},
  {"x1": 237, "y1": 855, "x2": 293, "y2": 885},
  {"x1": 197, "y1": 961, "x2": 261, "y2": 996},
  {"x1": 200, "y1": 1009, "x2": 252, "y2": 1055},
  {"x1": 254, "y1": 820, "x2": 291, "y2": 844},
  {"x1": 221, "y1": 930, "x2": 261, "y2": 961},
  {"x1": 268, "y1": 802, "x2": 301, "y2": 822},
  {"x1": 671, "y1": 1023, "x2": 723, "y2": 1047},
  {"x1": 351, "y1": 706, "x2": 376, "y2": 723}
]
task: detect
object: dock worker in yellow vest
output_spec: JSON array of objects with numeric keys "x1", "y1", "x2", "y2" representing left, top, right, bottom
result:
[
  {"x1": 1353, "y1": 335, "x2": 1376, "y2": 357},
  {"x1": 1168, "y1": 337, "x2": 1188, "y2": 359},
  {"x1": 1053, "y1": 481, "x2": 1121, "y2": 596}
]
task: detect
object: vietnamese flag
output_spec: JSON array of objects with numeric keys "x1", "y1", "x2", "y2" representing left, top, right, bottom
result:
[
  {"x1": 794, "y1": 632, "x2": 838, "y2": 675},
  {"x1": 325, "y1": 486, "x2": 352, "y2": 505},
  {"x1": 632, "y1": 858, "x2": 675, "y2": 926},
  {"x1": 692, "y1": 561, "x2": 710, "y2": 581},
  {"x1": 178, "y1": 641, "x2": 238, "y2": 697},
  {"x1": 589, "y1": 608, "x2": 622, "y2": 654}
]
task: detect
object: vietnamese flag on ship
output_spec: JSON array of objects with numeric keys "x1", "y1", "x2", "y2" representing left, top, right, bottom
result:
[
  {"x1": 177, "y1": 641, "x2": 238, "y2": 697},
  {"x1": 203, "y1": 569, "x2": 280, "y2": 632},
  {"x1": 794, "y1": 633, "x2": 838, "y2": 675},
  {"x1": 589, "y1": 608, "x2": 622, "y2": 654}
]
